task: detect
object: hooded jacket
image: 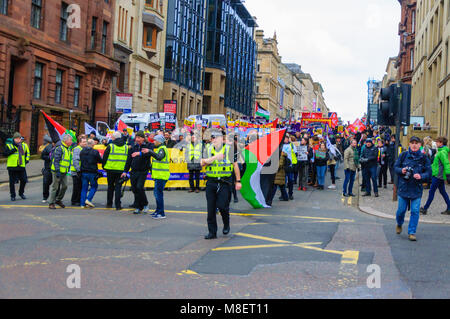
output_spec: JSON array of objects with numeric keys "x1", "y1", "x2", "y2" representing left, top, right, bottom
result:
[{"x1": 431, "y1": 146, "x2": 450, "y2": 180}]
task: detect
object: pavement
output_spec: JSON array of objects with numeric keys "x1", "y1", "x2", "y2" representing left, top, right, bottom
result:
[
  {"x1": 0, "y1": 159, "x2": 44, "y2": 184},
  {"x1": 358, "y1": 175, "x2": 450, "y2": 225},
  {"x1": 0, "y1": 164, "x2": 449, "y2": 298}
]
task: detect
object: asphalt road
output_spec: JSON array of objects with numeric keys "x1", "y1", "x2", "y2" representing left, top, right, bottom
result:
[{"x1": 0, "y1": 168, "x2": 449, "y2": 298}]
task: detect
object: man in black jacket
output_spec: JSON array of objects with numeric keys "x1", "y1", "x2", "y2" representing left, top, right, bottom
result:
[
  {"x1": 360, "y1": 138, "x2": 379, "y2": 197},
  {"x1": 79, "y1": 139, "x2": 103, "y2": 208},
  {"x1": 123, "y1": 131, "x2": 152, "y2": 214},
  {"x1": 41, "y1": 135, "x2": 54, "y2": 203}
]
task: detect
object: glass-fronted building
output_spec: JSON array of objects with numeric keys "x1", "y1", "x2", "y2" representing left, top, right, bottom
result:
[
  {"x1": 164, "y1": 0, "x2": 206, "y2": 94},
  {"x1": 204, "y1": 0, "x2": 257, "y2": 116}
]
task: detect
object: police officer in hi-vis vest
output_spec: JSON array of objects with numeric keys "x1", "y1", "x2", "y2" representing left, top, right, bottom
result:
[
  {"x1": 48, "y1": 134, "x2": 73, "y2": 209},
  {"x1": 148, "y1": 134, "x2": 170, "y2": 219},
  {"x1": 103, "y1": 131, "x2": 129, "y2": 210},
  {"x1": 5, "y1": 132, "x2": 30, "y2": 201},
  {"x1": 186, "y1": 133, "x2": 203, "y2": 193},
  {"x1": 201, "y1": 131, "x2": 241, "y2": 239}
]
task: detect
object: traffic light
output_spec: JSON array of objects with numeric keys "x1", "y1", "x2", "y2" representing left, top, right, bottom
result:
[
  {"x1": 399, "y1": 83, "x2": 411, "y2": 126},
  {"x1": 378, "y1": 83, "x2": 411, "y2": 127},
  {"x1": 378, "y1": 84, "x2": 397, "y2": 126}
]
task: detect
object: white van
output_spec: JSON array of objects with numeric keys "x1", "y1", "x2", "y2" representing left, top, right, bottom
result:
[{"x1": 114, "y1": 112, "x2": 178, "y2": 132}]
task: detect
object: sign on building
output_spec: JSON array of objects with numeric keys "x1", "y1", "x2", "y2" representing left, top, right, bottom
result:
[{"x1": 116, "y1": 93, "x2": 133, "y2": 113}]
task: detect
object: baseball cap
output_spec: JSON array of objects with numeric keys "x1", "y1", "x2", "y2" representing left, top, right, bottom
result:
[
  {"x1": 410, "y1": 136, "x2": 421, "y2": 143},
  {"x1": 365, "y1": 138, "x2": 373, "y2": 143},
  {"x1": 135, "y1": 131, "x2": 145, "y2": 138}
]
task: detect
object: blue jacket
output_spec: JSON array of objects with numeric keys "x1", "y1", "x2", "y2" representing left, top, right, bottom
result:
[{"x1": 394, "y1": 149, "x2": 432, "y2": 199}]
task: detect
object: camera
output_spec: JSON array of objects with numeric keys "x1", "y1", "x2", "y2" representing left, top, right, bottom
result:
[
  {"x1": 403, "y1": 167, "x2": 414, "y2": 180},
  {"x1": 118, "y1": 175, "x2": 129, "y2": 185}
]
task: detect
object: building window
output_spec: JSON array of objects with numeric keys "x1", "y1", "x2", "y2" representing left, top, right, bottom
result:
[
  {"x1": 145, "y1": 0, "x2": 155, "y2": 8},
  {"x1": 55, "y1": 69, "x2": 63, "y2": 104},
  {"x1": 411, "y1": 10, "x2": 416, "y2": 34},
  {"x1": 34, "y1": 62, "x2": 44, "y2": 100},
  {"x1": 74, "y1": 75, "x2": 81, "y2": 108},
  {"x1": 148, "y1": 76, "x2": 153, "y2": 97},
  {"x1": 143, "y1": 25, "x2": 157, "y2": 49},
  {"x1": 91, "y1": 17, "x2": 97, "y2": 49},
  {"x1": 101, "y1": 21, "x2": 108, "y2": 54},
  {"x1": 129, "y1": 17, "x2": 134, "y2": 47},
  {"x1": 60, "y1": 2, "x2": 69, "y2": 42},
  {"x1": 31, "y1": 0, "x2": 43, "y2": 29},
  {"x1": 139, "y1": 71, "x2": 145, "y2": 94},
  {"x1": 410, "y1": 48, "x2": 414, "y2": 70},
  {"x1": 0, "y1": 0, "x2": 8, "y2": 15}
]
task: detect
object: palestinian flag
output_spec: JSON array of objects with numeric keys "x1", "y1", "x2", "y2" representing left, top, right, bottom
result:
[
  {"x1": 41, "y1": 110, "x2": 75, "y2": 143},
  {"x1": 255, "y1": 102, "x2": 270, "y2": 120},
  {"x1": 240, "y1": 128, "x2": 286, "y2": 209}
]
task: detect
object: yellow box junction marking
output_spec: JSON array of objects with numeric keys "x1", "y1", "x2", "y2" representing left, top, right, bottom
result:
[{"x1": 212, "y1": 232, "x2": 360, "y2": 265}]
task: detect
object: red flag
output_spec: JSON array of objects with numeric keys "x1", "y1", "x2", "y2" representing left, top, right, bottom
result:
[
  {"x1": 41, "y1": 110, "x2": 67, "y2": 143},
  {"x1": 117, "y1": 120, "x2": 128, "y2": 132}
]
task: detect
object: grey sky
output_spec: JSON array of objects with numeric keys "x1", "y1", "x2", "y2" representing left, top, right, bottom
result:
[{"x1": 245, "y1": 0, "x2": 400, "y2": 123}]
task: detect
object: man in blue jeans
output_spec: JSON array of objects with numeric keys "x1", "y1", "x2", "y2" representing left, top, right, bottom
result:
[
  {"x1": 79, "y1": 139, "x2": 103, "y2": 208},
  {"x1": 343, "y1": 139, "x2": 358, "y2": 197},
  {"x1": 394, "y1": 136, "x2": 432, "y2": 241}
]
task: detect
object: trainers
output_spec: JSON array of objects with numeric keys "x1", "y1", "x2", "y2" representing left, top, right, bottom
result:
[
  {"x1": 19, "y1": 194, "x2": 27, "y2": 200},
  {"x1": 85, "y1": 200, "x2": 95, "y2": 208},
  {"x1": 396, "y1": 225, "x2": 402, "y2": 234},
  {"x1": 49, "y1": 204, "x2": 56, "y2": 210},
  {"x1": 343, "y1": 193, "x2": 348, "y2": 197},
  {"x1": 298, "y1": 186, "x2": 302, "y2": 191},
  {"x1": 11, "y1": 197, "x2": 16, "y2": 202},
  {"x1": 441, "y1": 210, "x2": 450, "y2": 215},
  {"x1": 420, "y1": 207, "x2": 428, "y2": 215},
  {"x1": 408, "y1": 234, "x2": 417, "y2": 241},
  {"x1": 133, "y1": 209, "x2": 141, "y2": 214},
  {"x1": 142, "y1": 206, "x2": 150, "y2": 214},
  {"x1": 328, "y1": 185, "x2": 336, "y2": 189},
  {"x1": 152, "y1": 213, "x2": 166, "y2": 220},
  {"x1": 375, "y1": 193, "x2": 379, "y2": 198},
  {"x1": 362, "y1": 192, "x2": 371, "y2": 197},
  {"x1": 42, "y1": 199, "x2": 47, "y2": 203}
]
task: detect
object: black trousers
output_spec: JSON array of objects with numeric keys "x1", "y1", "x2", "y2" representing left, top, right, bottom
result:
[
  {"x1": 189, "y1": 170, "x2": 201, "y2": 190},
  {"x1": 378, "y1": 164, "x2": 388, "y2": 187},
  {"x1": 71, "y1": 175, "x2": 82, "y2": 204},
  {"x1": 8, "y1": 169, "x2": 26, "y2": 198},
  {"x1": 206, "y1": 179, "x2": 231, "y2": 235},
  {"x1": 42, "y1": 168, "x2": 53, "y2": 200},
  {"x1": 130, "y1": 171, "x2": 148, "y2": 210},
  {"x1": 107, "y1": 171, "x2": 124, "y2": 208},
  {"x1": 329, "y1": 164, "x2": 336, "y2": 184}
]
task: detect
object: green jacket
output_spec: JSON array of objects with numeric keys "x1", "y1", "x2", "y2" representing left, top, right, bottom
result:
[{"x1": 432, "y1": 146, "x2": 450, "y2": 179}]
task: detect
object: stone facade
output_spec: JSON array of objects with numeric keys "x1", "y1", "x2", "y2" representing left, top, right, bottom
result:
[
  {"x1": 397, "y1": 0, "x2": 416, "y2": 84},
  {"x1": 255, "y1": 30, "x2": 282, "y2": 120},
  {"x1": 0, "y1": 0, "x2": 119, "y2": 152},
  {"x1": 112, "y1": 0, "x2": 167, "y2": 115},
  {"x1": 411, "y1": 0, "x2": 450, "y2": 136}
]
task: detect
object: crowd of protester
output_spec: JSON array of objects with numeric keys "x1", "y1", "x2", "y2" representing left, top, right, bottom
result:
[{"x1": 5, "y1": 121, "x2": 450, "y2": 241}]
